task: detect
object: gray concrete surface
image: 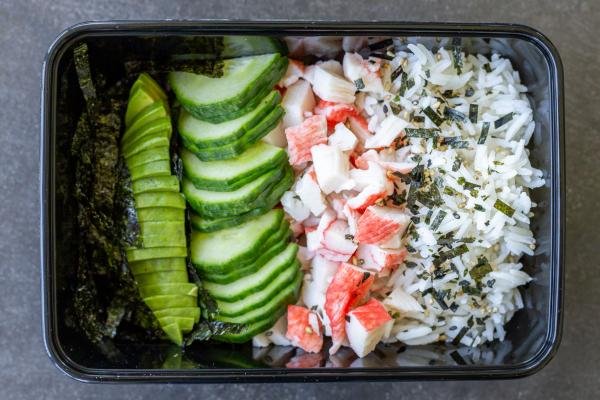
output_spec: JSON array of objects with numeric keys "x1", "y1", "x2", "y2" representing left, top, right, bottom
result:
[{"x1": 0, "y1": 0, "x2": 597, "y2": 398}]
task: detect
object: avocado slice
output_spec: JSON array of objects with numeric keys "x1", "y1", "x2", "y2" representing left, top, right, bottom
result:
[
  {"x1": 154, "y1": 307, "x2": 201, "y2": 323},
  {"x1": 127, "y1": 146, "x2": 170, "y2": 169},
  {"x1": 136, "y1": 270, "x2": 190, "y2": 286},
  {"x1": 161, "y1": 322, "x2": 183, "y2": 346},
  {"x1": 144, "y1": 294, "x2": 197, "y2": 310},
  {"x1": 122, "y1": 119, "x2": 172, "y2": 156},
  {"x1": 123, "y1": 100, "x2": 169, "y2": 142},
  {"x1": 122, "y1": 136, "x2": 170, "y2": 158},
  {"x1": 134, "y1": 192, "x2": 186, "y2": 209},
  {"x1": 129, "y1": 159, "x2": 171, "y2": 181},
  {"x1": 158, "y1": 316, "x2": 195, "y2": 334},
  {"x1": 126, "y1": 246, "x2": 187, "y2": 262},
  {"x1": 139, "y1": 283, "x2": 198, "y2": 298},
  {"x1": 125, "y1": 86, "x2": 162, "y2": 127},
  {"x1": 136, "y1": 207, "x2": 185, "y2": 222}
]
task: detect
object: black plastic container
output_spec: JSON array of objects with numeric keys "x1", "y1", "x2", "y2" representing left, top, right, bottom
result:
[{"x1": 40, "y1": 21, "x2": 565, "y2": 382}]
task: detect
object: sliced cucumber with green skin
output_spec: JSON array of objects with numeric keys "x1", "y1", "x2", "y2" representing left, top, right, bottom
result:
[
  {"x1": 126, "y1": 146, "x2": 170, "y2": 169},
  {"x1": 138, "y1": 283, "x2": 198, "y2": 298},
  {"x1": 144, "y1": 294, "x2": 197, "y2": 310},
  {"x1": 212, "y1": 308, "x2": 284, "y2": 343},
  {"x1": 126, "y1": 246, "x2": 187, "y2": 262},
  {"x1": 123, "y1": 100, "x2": 169, "y2": 143},
  {"x1": 190, "y1": 209, "x2": 283, "y2": 271},
  {"x1": 184, "y1": 105, "x2": 285, "y2": 161},
  {"x1": 181, "y1": 142, "x2": 287, "y2": 191},
  {"x1": 222, "y1": 36, "x2": 287, "y2": 58},
  {"x1": 183, "y1": 164, "x2": 284, "y2": 218},
  {"x1": 169, "y1": 54, "x2": 287, "y2": 123},
  {"x1": 154, "y1": 307, "x2": 201, "y2": 323},
  {"x1": 135, "y1": 270, "x2": 190, "y2": 286},
  {"x1": 158, "y1": 316, "x2": 195, "y2": 333},
  {"x1": 216, "y1": 260, "x2": 299, "y2": 317},
  {"x1": 198, "y1": 217, "x2": 289, "y2": 277},
  {"x1": 215, "y1": 269, "x2": 302, "y2": 325},
  {"x1": 178, "y1": 91, "x2": 280, "y2": 149},
  {"x1": 122, "y1": 121, "x2": 172, "y2": 157},
  {"x1": 129, "y1": 159, "x2": 171, "y2": 181},
  {"x1": 199, "y1": 228, "x2": 290, "y2": 284},
  {"x1": 132, "y1": 176, "x2": 180, "y2": 194},
  {"x1": 161, "y1": 322, "x2": 183, "y2": 346},
  {"x1": 134, "y1": 192, "x2": 186, "y2": 209},
  {"x1": 204, "y1": 243, "x2": 298, "y2": 301},
  {"x1": 122, "y1": 136, "x2": 170, "y2": 158},
  {"x1": 129, "y1": 257, "x2": 187, "y2": 275},
  {"x1": 189, "y1": 167, "x2": 294, "y2": 233},
  {"x1": 136, "y1": 207, "x2": 185, "y2": 222}
]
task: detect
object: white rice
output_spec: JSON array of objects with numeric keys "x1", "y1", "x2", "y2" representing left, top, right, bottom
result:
[{"x1": 372, "y1": 42, "x2": 543, "y2": 346}]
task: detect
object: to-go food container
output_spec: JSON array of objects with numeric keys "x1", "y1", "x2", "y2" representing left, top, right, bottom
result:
[{"x1": 40, "y1": 21, "x2": 564, "y2": 382}]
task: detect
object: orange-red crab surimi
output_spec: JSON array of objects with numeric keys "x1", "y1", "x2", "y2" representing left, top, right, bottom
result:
[
  {"x1": 320, "y1": 220, "x2": 358, "y2": 262},
  {"x1": 295, "y1": 167, "x2": 328, "y2": 216},
  {"x1": 311, "y1": 144, "x2": 355, "y2": 194},
  {"x1": 356, "y1": 244, "x2": 408, "y2": 273},
  {"x1": 311, "y1": 66, "x2": 356, "y2": 104},
  {"x1": 325, "y1": 263, "x2": 375, "y2": 354},
  {"x1": 345, "y1": 298, "x2": 393, "y2": 357},
  {"x1": 282, "y1": 79, "x2": 316, "y2": 129},
  {"x1": 286, "y1": 305, "x2": 324, "y2": 353},
  {"x1": 328, "y1": 122, "x2": 358, "y2": 152},
  {"x1": 314, "y1": 99, "x2": 360, "y2": 131},
  {"x1": 342, "y1": 52, "x2": 385, "y2": 94},
  {"x1": 285, "y1": 114, "x2": 327, "y2": 166},
  {"x1": 355, "y1": 205, "x2": 411, "y2": 244}
]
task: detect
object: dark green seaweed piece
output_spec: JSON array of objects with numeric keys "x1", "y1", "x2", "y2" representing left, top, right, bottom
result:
[
  {"x1": 444, "y1": 107, "x2": 466, "y2": 122},
  {"x1": 434, "y1": 244, "x2": 469, "y2": 267},
  {"x1": 430, "y1": 210, "x2": 447, "y2": 231},
  {"x1": 470, "y1": 257, "x2": 493, "y2": 283},
  {"x1": 405, "y1": 128, "x2": 440, "y2": 138},
  {"x1": 185, "y1": 321, "x2": 246, "y2": 346},
  {"x1": 478, "y1": 122, "x2": 491, "y2": 144},
  {"x1": 422, "y1": 106, "x2": 445, "y2": 126},
  {"x1": 494, "y1": 112, "x2": 514, "y2": 129},
  {"x1": 354, "y1": 78, "x2": 365, "y2": 90},
  {"x1": 391, "y1": 66, "x2": 403, "y2": 82},
  {"x1": 441, "y1": 137, "x2": 470, "y2": 149},
  {"x1": 452, "y1": 157, "x2": 462, "y2": 172},
  {"x1": 124, "y1": 58, "x2": 224, "y2": 76},
  {"x1": 469, "y1": 104, "x2": 478, "y2": 123},
  {"x1": 494, "y1": 199, "x2": 515, "y2": 217},
  {"x1": 451, "y1": 38, "x2": 463, "y2": 74},
  {"x1": 368, "y1": 38, "x2": 394, "y2": 51},
  {"x1": 483, "y1": 63, "x2": 492, "y2": 73}
]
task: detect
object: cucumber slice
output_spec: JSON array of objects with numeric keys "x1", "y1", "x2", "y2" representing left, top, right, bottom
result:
[
  {"x1": 204, "y1": 243, "x2": 298, "y2": 301},
  {"x1": 183, "y1": 165, "x2": 285, "y2": 218},
  {"x1": 138, "y1": 283, "x2": 198, "y2": 298},
  {"x1": 199, "y1": 226, "x2": 290, "y2": 284},
  {"x1": 215, "y1": 269, "x2": 301, "y2": 324},
  {"x1": 134, "y1": 192, "x2": 186, "y2": 209},
  {"x1": 144, "y1": 295, "x2": 197, "y2": 310},
  {"x1": 178, "y1": 91, "x2": 280, "y2": 149},
  {"x1": 122, "y1": 136, "x2": 170, "y2": 158},
  {"x1": 222, "y1": 36, "x2": 287, "y2": 58},
  {"x1": 129, "y1": 257, "x2": 187, "y2": 275},
  {"x1": 161, "y1": 322, "x2": 183, "y2": 346},
  {"x1": 126, "y1": 246, "x2": 187, "y2": 262},
  {"x1": 212, "y1": 309, "x2": 284, "y2": 343},
  {"x1": 181, "y1": 142, "x2": 287, "y2": 191},
  {"x1": 154, "y1": 307, "x2": 201, "y2": 323},
  {"x1": 126, "y1": 146, "x2": 170, "y2": 169},
  {"x1": 216, "y1": 260, "x2": 300, "y2": 317},
  {"x1": 136, "y1": 270, "x2": 190, "y2": 286},
  {"x1": 190, "y1": 209, "x2": 283, "y2": 272},
  {"x1": 122, "y1": 119, "x2": 172, "y2": 157},
  {"x1": 186, "y1": 105, "x2": 284, "y2": 161},
  {"x1": 132, "y1": 176, "x2": 180, "y2": 194},
  {"x1": 189, "y1": 167, "x2": 293, "y2": 232},
  {"x1": 129, "y1": 159, "x2": 171, "y2": 181},
  {"x1": 158, "y1": 316, "x2": 195, "y2": 334},
  {"x1": 137, "y1": 207, "x2": 185, "y2": 222},
  {"x1": 123, "y1": 100, "x2": 169, "y2": 143},
  {"x1": 169, "y1": 54, "x2": 287, "y2": 123}
]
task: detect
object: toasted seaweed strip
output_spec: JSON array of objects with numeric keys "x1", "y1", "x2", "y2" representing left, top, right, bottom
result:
[
  {"x1": 423, "y1": 106, "x2": 445, "y2": 126},
  {"x1": 124, "y1": 58, "x2": 224, "y2": 77}
]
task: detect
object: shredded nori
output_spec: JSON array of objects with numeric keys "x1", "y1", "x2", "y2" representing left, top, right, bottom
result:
[
  {"x1": 452, "y1": 327, "x2": 469, "y2": 345},
  {"x1": 444, "y1": 107, "x2": 467, "y2": 122},
  {"x1": 434, "y1": 244, "x2": 469, "y2": 267},
  {"x1": 440, "y1": 137, "x2": 470, "y2": 149},
  {"x1": 405, "y1": 128, "x2": 440, "y2": 138},
  {"x1": 391, "y1": 66, "x2": 403, "y2": 82},
  {"x1": 478, "y1": 122, "x2": 491, "y2": 144},
  {"x1": 469, "y1": 104, "x2": 478, "y2": 123},
  {"x1": 422, "y1": 106, "x2": 445, "y2": 126},
  {"x1": 494, "y1": 199, "x2": 515, "y2": 217},
  {"x1": 368, "y1": 38, "x2": 394, "y2": 51},
  {"x1": 470, "y1": 257, "x2": 493, "y2": 283},
  {"x1": 494, "y1": 112, "x2": 514, "y2": 129},
  {"x1": 354, "y1": 78, "x2": 365, "y2": 90},
  {"x1": 451, "y1": 38, "x2": 463, "y2": 74},
  {"x1": 185, "y1": 321, "x2": 246, "y2": 346},
  {"x1": 430, "y1": 210, "x2": 447, "y2": 231}
]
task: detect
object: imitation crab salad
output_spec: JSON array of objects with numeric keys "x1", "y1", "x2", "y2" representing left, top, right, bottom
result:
[{"x1": 67, "y1": 35, "x2": 544, "y2": 361}]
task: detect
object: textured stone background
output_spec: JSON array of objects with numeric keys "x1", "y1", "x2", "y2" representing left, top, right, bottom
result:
[{"x1": 0, "y1": 0, "x2": 597, "y2": 398}]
